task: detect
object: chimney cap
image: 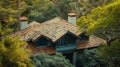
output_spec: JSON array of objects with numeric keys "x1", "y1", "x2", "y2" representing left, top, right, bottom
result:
[
  {"x1": 68, "y1": 13, "x2": 76, "y2": 17},
  {"x1": 20, "y1": 16, "x2": 28, "y2": 21}
]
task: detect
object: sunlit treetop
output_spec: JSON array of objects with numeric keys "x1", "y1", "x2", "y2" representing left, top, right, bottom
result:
[{"x1": 77, "y1": 0, "x2": 120, "y2": 34}]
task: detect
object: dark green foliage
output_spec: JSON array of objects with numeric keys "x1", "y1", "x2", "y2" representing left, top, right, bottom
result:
[
  {"x1": 97, "y1": 40, "x2": 120, "y2": 67},
  {"x1": 77, "y1": 49, "x2": 99, "y2": 67},
  {"x1": 30, "y1": 53, "x2": 74, "y2": 67},
  {"x1": 28, "y1": 0, "x2": 59, "y2": 23},
  {"x1": 51, "y1": 0, "x2": 71, "y2": 19}
]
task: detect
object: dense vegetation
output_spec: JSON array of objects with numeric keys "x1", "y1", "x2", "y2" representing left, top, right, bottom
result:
[
  {"x1": 0, "y1": 0, "x2": 120, "y2": 67},
  {"x1": 77, "y1": 0, "x2": 120, "y2": 67},
  {"x1": 97, "y1": 40, "x2": 120, "y2": 67},
  {"x1": 31, "y1": 53, "x2": 74, "y2": 67},
  {"x1": 0, "y1": 36, "x2": 33, "y2": 67},
  {"x1": 76, "y1": 49, "x2": 99, "y2": 67}
]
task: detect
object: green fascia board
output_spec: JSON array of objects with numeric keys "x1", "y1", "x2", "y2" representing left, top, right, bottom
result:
[{"x1": 56, "y1": 44, "x2": 77, "y2": 52}]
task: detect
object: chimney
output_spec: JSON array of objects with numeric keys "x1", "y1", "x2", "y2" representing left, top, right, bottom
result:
[
  {"x1": 68, "y1": 13, "x2": 76, "y2": 25},
  {"x1": 20, "y1": 16, "x2": 28, "y2": 30}
]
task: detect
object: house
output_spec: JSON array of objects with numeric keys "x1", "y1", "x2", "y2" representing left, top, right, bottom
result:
[{"x1": 10, "y1": 14, "x2": 106, "y2": 65}]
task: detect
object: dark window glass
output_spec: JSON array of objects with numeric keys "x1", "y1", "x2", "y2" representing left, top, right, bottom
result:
[
  {"x1": 35, "y1": 36, "x2": 50, "y2": 47},
  {"x1": 56, "y1": 32, "x2": 77, "y2": 46}
]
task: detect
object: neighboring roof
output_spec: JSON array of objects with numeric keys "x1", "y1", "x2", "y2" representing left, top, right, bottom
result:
[
  {"x1": 10, "y1": 17, "x2": 81, "y2": 42},
  {"x1": 20, "y1": 16, "x2": 28, "y2": 21},
  {"x1": 77, "y1": 35, "x2": 106, "y2": 49}
]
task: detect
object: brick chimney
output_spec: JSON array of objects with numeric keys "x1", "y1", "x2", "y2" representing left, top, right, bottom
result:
[
  {"x1": 68, "y1": 13, "x2": 76, "y2": 25},
  {"x1": 20, "y1": 16, "x2": 28, "y2": 30}
]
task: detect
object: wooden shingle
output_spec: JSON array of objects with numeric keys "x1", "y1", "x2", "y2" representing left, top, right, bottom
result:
[{"x1": 10, "y1": 17, "x2": 81, "y2": 42}]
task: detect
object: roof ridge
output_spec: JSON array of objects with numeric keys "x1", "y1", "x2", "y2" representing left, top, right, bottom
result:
[
  {"x1": 28, "y1": 21, "x2": 40, "y2": 26},
  {"x1": 39, "y1": 17, "x2": 61, "y2": 24}
]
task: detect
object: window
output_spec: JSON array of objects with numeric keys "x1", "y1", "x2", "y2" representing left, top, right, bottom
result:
[
  {"x1": 35, "y1": 36, "x2": 50, "y2": 47},
  {"x1": 56, "y1": 32, "x2": 77, "y2": 46}
]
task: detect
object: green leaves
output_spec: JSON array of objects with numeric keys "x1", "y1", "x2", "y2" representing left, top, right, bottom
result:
[
  {"x1": 0, "y1": 36, "x2": 33, "y2": 67},
  {"x1": 31, "y1": 53, "x2": 74, "y2": 67},
  {"x1": 77, "y1": 0, "x2": 120, "y2": 35},
  {"x1": 28, "y1": 0, "x2": 59, "y2": 22},
  {"x1": 97, "y1": 40, "x2": 120, "y2": 66},
  {"x1": 77, "y1": 49, "x2": 99, "y2": 67},
  {"x1": 0, "y1": 23, "x2": 13, "y2": 38}
]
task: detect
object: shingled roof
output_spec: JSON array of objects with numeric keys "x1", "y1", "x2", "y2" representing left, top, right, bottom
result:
[
  {"x1": 77, "y1": 35, "x2": 106, "y2": 49},
  {"x1": 10, "y1": 17, "x2": 81, "y2": 42}
]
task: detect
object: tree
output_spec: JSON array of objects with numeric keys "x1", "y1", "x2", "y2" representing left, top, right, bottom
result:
[
  {"x1": 28, "y1": 0, "x2": 59, "y2": 22},
  {"x1": 30, "y1": 53, "x2": 74, "y2": 67},
  {"x1": 97, "y1": 40, "x2": 120, "y2": 67},
  {"x1": 77, "y1": 1, "x2": 120, "y2": 67},
  {"x1": 77, "y1": 0, "x2": 120, "y2": 46},
  {"x1": 51, "y1": 0, "x2": 113, "y2": 19},
  {"x1": 0, "y1": 1, "x2": 33, "y2": 66},
  {"x1": 0, "y1": 23, "x2": 13, "y2": 40},
  {"x1": 76, "y1": 49, "x2": 99, "y2": 67},
  {"x1": 50, "y1": 0, "x2": 71, "y2": 19},
  {"x1": 0, "y1": 36, "x2": 33, "y2": 67},
  {"x1": 69, "y1": 0, "x2": 113, "y2": 18},
  {"x1": 0, "y1": 0, "x2": 27, "y2": 31},
  {"x1": 78, "y1": 0, "x2": 120, "y2": 33}
]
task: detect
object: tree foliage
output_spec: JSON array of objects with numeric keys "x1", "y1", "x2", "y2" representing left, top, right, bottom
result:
[
  {"x1": 77, "y1": 1, "x2": 120, "y2": 66},
  {"x1": 0, "y1": 1, "x2": 33, "y2": 66},
  {"x1": 0, "y1": 0, "x2": 27, "y2": 31},
  {"x1": 97, "y1": 40, "x2": 120, "y2": 67},
  {"x1": 0, "y1": 0, "x2": 27, "y2": 23},
  {"x1": 50, "y1": 0, "x2": 71, "y2": 19},
  {"x1": 77, "y1": 49, "x2": 99, "y2": 67},
  {"x1": 31, "y1": 53, "x2": 74, "y2": 67},
  {"x1": 51, "y1": 0, "x2": 113, "y2": 19},
  {"x1": 77, "y1": 0, "x2": 120, "y2": 34},
  {"x1": 28, "y1": 0, "x2": 59, "y2": 22},
  {"x1": 0, "y1": 24, "x2": 13, "y2": 39},
  {"x1": 70, "y1": 0, "x2": 113, "y2": 17},
  {"x1": 0, "y1": 36, "x2": 33, "y2": 67}
]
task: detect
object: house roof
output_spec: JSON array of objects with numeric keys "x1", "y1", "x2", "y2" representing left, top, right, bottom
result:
[
  {"x1": 77, "y1": 35, "x2": 106, "y2": 49},
  {"x1": 28, "y1": 21, "x2": 40, "y2": 27},
  {"x1": 10, "y1": 17, "x2": 82, "y2": 42}
]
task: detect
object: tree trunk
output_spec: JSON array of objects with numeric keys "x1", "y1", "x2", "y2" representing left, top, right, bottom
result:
[{"x1": 16, "y1": 0, "x2": 21, "y2": 30}]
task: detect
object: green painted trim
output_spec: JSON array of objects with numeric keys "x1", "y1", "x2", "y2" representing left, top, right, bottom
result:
[{"x1": 56, "y1": 44, "x2": 77, "y2": 52}]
